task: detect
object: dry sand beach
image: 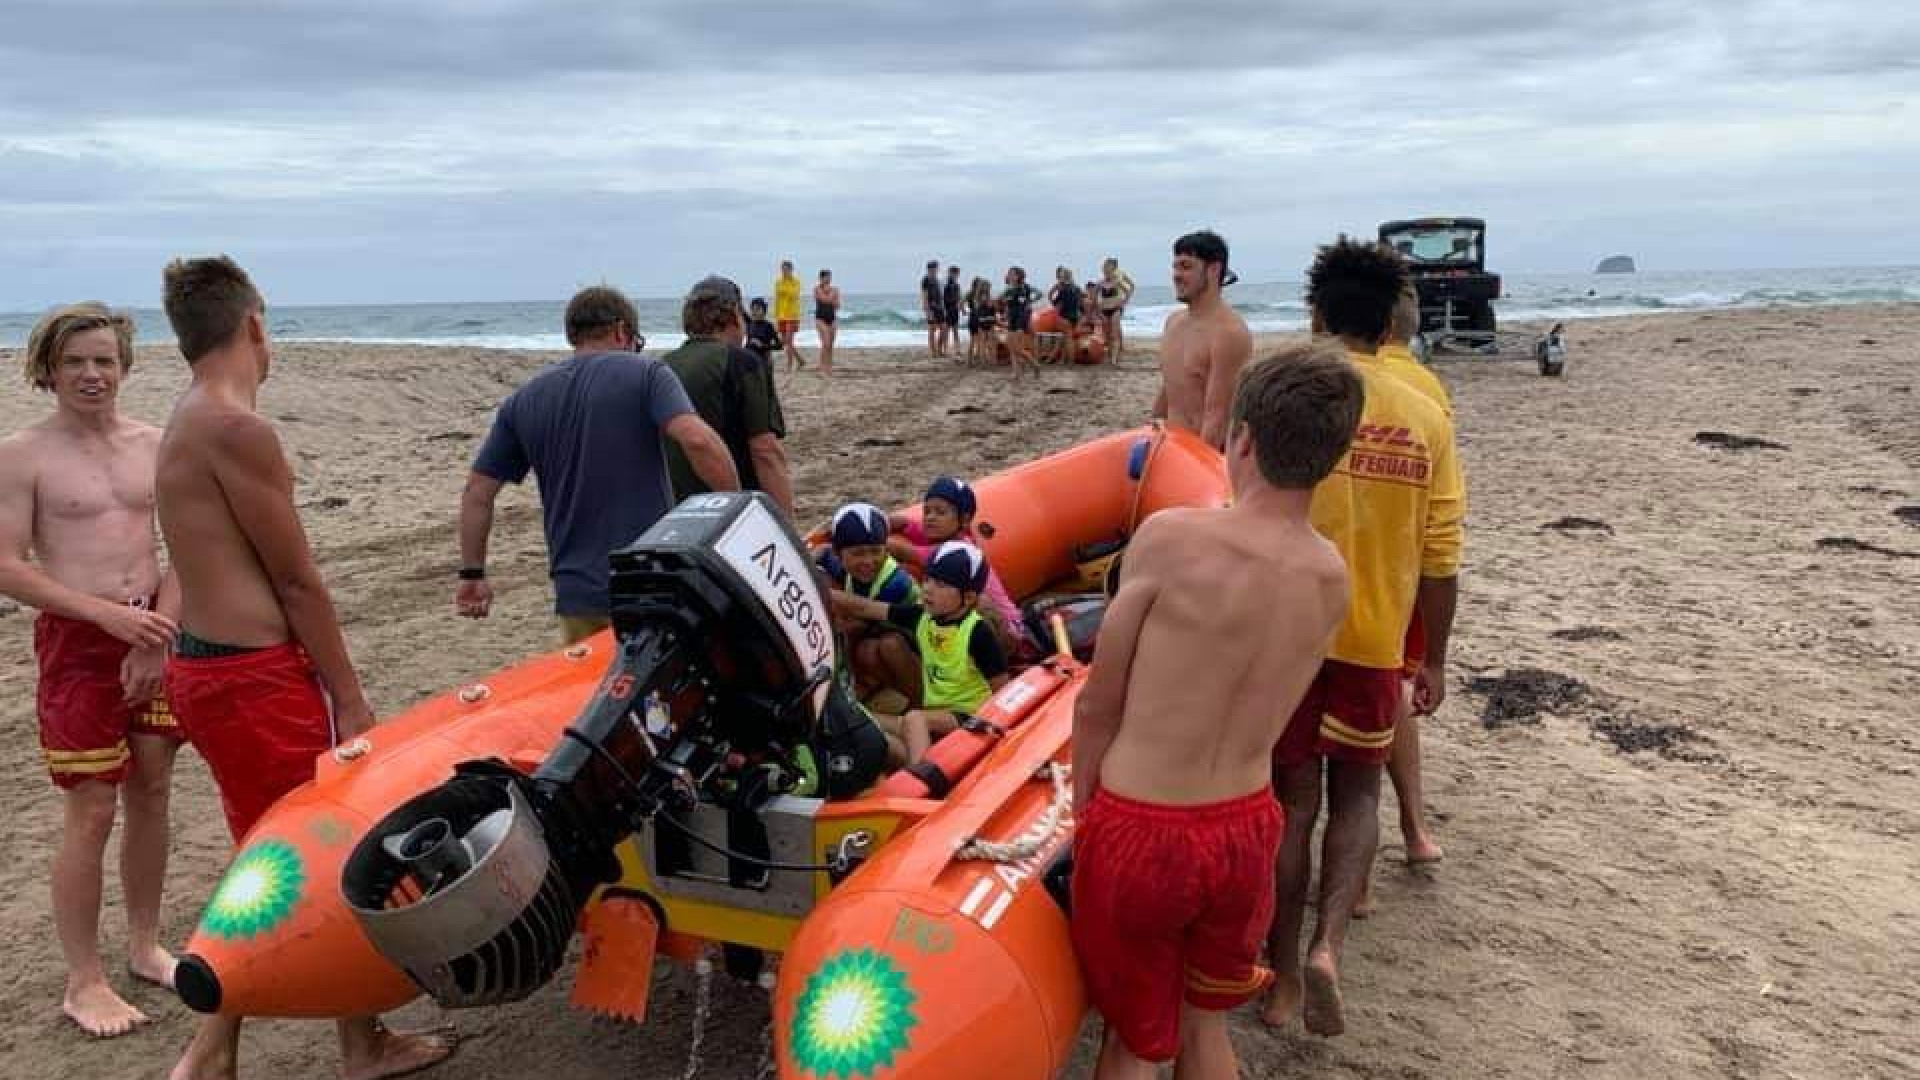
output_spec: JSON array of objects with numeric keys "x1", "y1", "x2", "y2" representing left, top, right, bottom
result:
[{"x1": 1, "y1": 305, "x2": 1916, "y2": 1079}]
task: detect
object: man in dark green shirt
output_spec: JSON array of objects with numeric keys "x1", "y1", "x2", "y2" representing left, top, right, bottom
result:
[{"x1": 661, "y1": 276, "x2": 795, "y2": 518}]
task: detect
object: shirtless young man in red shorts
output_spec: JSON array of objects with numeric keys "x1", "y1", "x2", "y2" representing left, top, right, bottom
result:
[
  {"x1": 1152, "y1": 229, "x2": 1252, "y2": 451},
  {"x1": 1071, "y1": 343, "x2": 1361, "y2": 1079},
  {"x1": 0, "y1": 303, "x2": 184, "y2": 1037},
  {"x1": 154, "y1": 256, "x2": 454, "y2": 1080}
]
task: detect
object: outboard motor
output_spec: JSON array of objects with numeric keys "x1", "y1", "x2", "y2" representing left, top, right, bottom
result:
[{"x1": 342, "y1": 492, "x2": 843, "y2": 1008}]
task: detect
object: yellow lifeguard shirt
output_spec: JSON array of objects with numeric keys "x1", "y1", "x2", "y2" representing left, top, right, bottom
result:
[
  {"x1": 1375, "y1": 343, "x2": 1452, "y2": 417},
  {"x1": 773, "y1": 274, "x2": 802, "y2": 321},
  {"x1": 1378, "y1": 341, "x2": 1467, "y2": 536},
  {"x1": 1309, "y1": 352, "x2": 1465, "y2": 670}
]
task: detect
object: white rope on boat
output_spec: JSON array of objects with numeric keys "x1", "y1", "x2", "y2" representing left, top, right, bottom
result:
[{"x1": 954, "y1": 763, "x2": 1073, "y2": 863}]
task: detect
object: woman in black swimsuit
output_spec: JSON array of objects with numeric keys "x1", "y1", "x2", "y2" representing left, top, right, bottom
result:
[{"x1": 814, "y1": 269, "x2": 841, "y2": 377}]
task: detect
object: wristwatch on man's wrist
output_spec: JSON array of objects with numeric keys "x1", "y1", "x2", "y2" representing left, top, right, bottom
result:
[{"x1": 458, "y1": 565, "x2": 487, "y2": 581}]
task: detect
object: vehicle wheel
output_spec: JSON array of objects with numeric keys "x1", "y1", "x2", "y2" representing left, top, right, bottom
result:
[{"x1": 1466, "y1": 303, "x2": 1496, "y2": 335}]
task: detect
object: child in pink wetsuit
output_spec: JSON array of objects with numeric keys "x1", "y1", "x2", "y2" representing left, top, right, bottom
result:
[{"x1": 887, "y1": 475, "x2": 1029, "y2": 655}]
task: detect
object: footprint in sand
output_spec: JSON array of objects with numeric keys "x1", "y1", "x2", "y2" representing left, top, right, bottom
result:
[
  {"x1": 1693, "y1": 431, "x2": 1788, "y2": 451},
  {"x1": 1541, "y1": 516, "x2": 1614, "y2": 536},
  {"x1": 1895, "y1": 507, "x2": 1920, "y2": 527},
  {"x1": 1816, "y1": 536, "x2": 1920, "y2": 559},
  {"x1": 1550, "y1": 626, "x2": 1627, "y2": 642}
]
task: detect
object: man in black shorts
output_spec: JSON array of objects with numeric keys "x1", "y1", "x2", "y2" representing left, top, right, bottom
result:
[
  {"x1": 942, "y1": 267, "x2": 963, "y2": 359},
  {"x1": 921, "y1": 260, "x2": 946, "y2": 358}
]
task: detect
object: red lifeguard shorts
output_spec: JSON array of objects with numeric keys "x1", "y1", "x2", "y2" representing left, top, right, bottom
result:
[
  {"x1": 1070, "y1": 785, "x2": 1282, "y2": 1062},
  {"x1": 166, "y1": 642, "x2": 334, "y2": 842},
  {"x1": 1274, "y1": 659, "x2": 1403, "y2": 767},
  {"x1": 34, "y1": 611, "x2": 181, "y2": 789}
]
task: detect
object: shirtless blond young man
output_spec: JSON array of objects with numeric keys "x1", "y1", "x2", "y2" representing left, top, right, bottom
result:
[
  {"x1": 1072, "y1": 344, "x2": 1362, "y2": 1080},
  {"x1": 0, "y1": 304, "x2": 184, "y2": 1037},
  {"x1": 154, "y1": 256, "x2": 453, "y2": 1080},
  {"x1": 1153, "y1": 230, "x2": 1252, "y2": 450}
]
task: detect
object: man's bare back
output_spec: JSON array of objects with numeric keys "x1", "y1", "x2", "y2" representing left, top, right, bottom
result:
[
  {"x1": 1078, "y1": 507, "x2": 1346, "y2": 807},
  {"x1": 1156, "y1": 301, "x2": 1252, "y2": 450},
  {"x1": 156, "y1": 392, "x2": 294, "y2": 647}
]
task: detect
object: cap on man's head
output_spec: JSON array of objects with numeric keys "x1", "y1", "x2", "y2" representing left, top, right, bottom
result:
[
  {"x1": 688, "y1": 275, "x2": 744, "y2": 309},
  {"x1": 924, "y1": 475, "x2": 976, "y2": 518},
  {"x1": 926, "y1": 541, "x2": 989, "y2": 593},
  {"x1": 830, "y1": 502, "x2": 889, "y2": 549}
]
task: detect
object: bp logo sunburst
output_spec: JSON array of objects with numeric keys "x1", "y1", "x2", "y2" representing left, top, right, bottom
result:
[
  {"x1": 790, "y1": 947, "x2": 918, "y2": 1078},
  {"x1": 199, "y1": 839, "x2": 306, "y2": 940}
]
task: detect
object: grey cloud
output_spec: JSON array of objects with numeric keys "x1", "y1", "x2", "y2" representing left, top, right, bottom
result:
[
  {"x1": 0, "y1": 1, "x2": 1914, "y2": 309},
  {"x1": 0, "y1": 0, "x2": 1818, "y2": 111},
  {"x1": 0, "y1": 143, "x2": 165, "y2": 203}
]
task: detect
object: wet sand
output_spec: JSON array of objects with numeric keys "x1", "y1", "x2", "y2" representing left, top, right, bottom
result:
[{"x1": 1, "y1": 304, "x2": 1916, "y2": 1078}]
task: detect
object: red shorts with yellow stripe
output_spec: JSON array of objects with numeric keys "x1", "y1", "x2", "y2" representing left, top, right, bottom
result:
[
  {"x1": 34, "y1": 611, "x2": 181, "y2": 789},
  {"x1": 1070, "y1": 785, "x2": 1282, "y2": 1062},
  {"x1": 1274, "y1": 659, "x2": 1403, "y2": 767}
]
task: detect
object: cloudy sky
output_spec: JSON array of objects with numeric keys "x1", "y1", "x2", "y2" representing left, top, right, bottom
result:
[{"x1": 1, "y1": 0, "x2": 1914, "y2": 307}]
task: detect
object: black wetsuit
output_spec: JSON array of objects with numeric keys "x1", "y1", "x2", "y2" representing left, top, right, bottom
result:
[
  {"x1": 1054, "y1": 282, "x2": 1083, "y2": 324},
  {"x1": 745, "y1": 317, "x2": 781, "y2": 361},
  {"x1": 814, "y1": 679, "x2": 887, "y2": 799},
  {"x1": 922, "y1": 275, "x2": 944, "y2": 326},
  {"x1": 942, "y1": 279, "x2": 962, "y2": 328},
  {"x1": 1003, "y1": 283, "x2": 1039, "y2": 332}
]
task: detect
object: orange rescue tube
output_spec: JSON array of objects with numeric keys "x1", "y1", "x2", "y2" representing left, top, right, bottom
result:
[
  {"x1": 173, "y1": 635, "x2": 614, "y2": 1017},
  {"x1": 887, "y1": 425, "x2": 1226, "y2": 601},
  {"x1": 776, "y1": 675, "x2": 1089, "y2": 1080}
]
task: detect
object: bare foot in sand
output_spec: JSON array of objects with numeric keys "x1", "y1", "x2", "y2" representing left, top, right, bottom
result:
[
  {"x1": 1260, "y1": 970, "x2": 1302, "y2": 1028},
  {"x1": 342, "y1": 1025, "x2": 458, "y2": 1080},
  {"x1": 1353, "y1": 880, "x2": 1376, "y2": 920},
  {"x1": 1405, "y1": 834, "x2": 1445, "y2": 866},
  {"x1": 64, "y1": 979, "x2": 148, "y2": 1038},
  {"x1": 1302, "y1": 947, "x2": 1346, "y2": 1037},
  {"x1": 129, "y1": 944, "x2": 179, "y2": 989}
]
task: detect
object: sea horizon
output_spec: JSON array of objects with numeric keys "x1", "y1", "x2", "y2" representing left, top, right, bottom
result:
[{"x1": 4, "y1": 264, "x2": 1916, "y2": 353}]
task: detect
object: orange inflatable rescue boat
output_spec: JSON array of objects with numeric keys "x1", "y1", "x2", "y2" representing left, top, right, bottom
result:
[
  {"x1": 173, "y1": 425, "x2": 1228, "y2": 1080},
  {"x1": 1030, "y1": 307, "x2": 1107, "y2": 365}
]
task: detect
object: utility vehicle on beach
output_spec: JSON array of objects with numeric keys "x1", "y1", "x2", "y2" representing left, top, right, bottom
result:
[{"x1": 1381, "y1": 215, "x2": 1568, "y2": 375}]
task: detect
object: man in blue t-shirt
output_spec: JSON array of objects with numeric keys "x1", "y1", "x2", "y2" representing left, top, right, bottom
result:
[{"x1": 455, "y1": 285, "x2": 740, "y2": 643}]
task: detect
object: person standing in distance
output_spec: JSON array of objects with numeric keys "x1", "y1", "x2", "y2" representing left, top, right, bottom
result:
[{"x1": 773, "y1": 259, "x2": 808, "y2": 372}]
